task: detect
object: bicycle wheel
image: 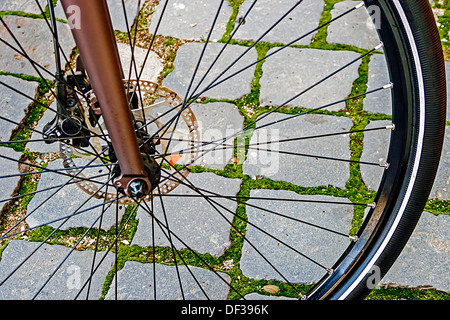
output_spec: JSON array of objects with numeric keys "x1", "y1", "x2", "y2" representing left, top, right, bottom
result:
[{"x1": 0, "y1": 0, "x2": 445, "y2": 300}]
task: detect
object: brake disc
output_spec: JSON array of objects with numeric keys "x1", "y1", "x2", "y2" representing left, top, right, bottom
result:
[{"x1": 60, "y1": 79, "x2": 200, "y2": 204}]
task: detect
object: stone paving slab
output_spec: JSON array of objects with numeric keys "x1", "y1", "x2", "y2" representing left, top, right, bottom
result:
[
  {"x1": 0, "y1": 240, "x2": 114, "y2": 300},
  {"x1": 233, "y1": 0, "x2": 324, "y2": 46},
  {"x1": 117, "y1": 42, "x2": 164, "y2": 83},
  {"x1": 381, "y1": 212, "x2": 450, "y2": 293},
  {"x1": 430, "y1": 126, "x2": 450, "y2": 200},
  {"x1": 364, "y1": 53, "x2": 392, "y2": 115},
  {"x1": 191, "y1": 102, "x2": 244, "y2": 169},
  {"x1": 360, "y1": 120, "x2": 392, "y2": 191},
  {"x1": 327, "y1": 1, "x2": 381, "y2": 50},
  {"x1": 133, "y1": 172, "x2": 241, "y2": 257},
  {"x1": 105, "y1": 261, "x2": 231, "y2": 300},
  {"x1": 27, "y1": 102, "x2": 59, "y2": 154},
  {"x1": 26, "y1": 158, "x2": 125, "y2": 231},
  {"x1": 259, "y1": 47, "x2": 361, "y2": 111},
  {"x1": 0, "y1": 15, "x2": 75, "y2": 79},
  {"x1": 0, "y1": 75, "x2": 39, "y2": 142},
  {"x1": 0, "y1": 147, "x2": 23, "y2": 212},
  {"x1": 54, "y1": 0, "x2": 144, "y2": 33},
  {"x1": 163, "y1": 42, "x2": 258, "y2": 100},
  {"x1": 148, "y1": 0, "x2": 232, "y2": 41},
  {"x1": 240, "y1": 189, "x2": 353, "y2": 284},
  {"x1": 0, "y1": 0, "x2": 47, "y2": 14},
  {"x1": 243, "y1": 293, "x2": 297, "y2": 300},
  {"x1": 243, "y1": 112, "x2": 353, "y2": 189}
]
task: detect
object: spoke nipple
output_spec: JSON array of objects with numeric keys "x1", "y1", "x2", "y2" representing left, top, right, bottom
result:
[
  {"x1": 355, "y1": 2, "x2": 365, "y2": 9},
  {"x1": 383, "y1": 82, "x2": 394, "y2": 89},
  {"x1": 386, "y1": 123, "x2": 396, "y2": 131},
  {"x1": 327, "y1": 268, "x2": 334, "y2": 275},
  {"x1": 375, "y1": 42, "x2": 384, "y2": 50},
  {"x1": 350, "y1": 235, "x2": 359, "y2": 242},
  {"x1": 380, "y1": 162, "x2": 390, "y2": 169},
  {"x1": 367, "y1": 202, "x2": 377, "y2": 209}
]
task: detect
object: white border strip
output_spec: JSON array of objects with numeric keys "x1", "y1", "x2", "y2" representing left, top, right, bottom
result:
[{"x1": 338, "y1": 0, "x2": 426, "y2": 300}]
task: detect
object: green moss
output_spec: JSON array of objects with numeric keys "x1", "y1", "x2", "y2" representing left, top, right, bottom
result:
[
  {"x1": 425, "y1": 199, "x2": 450, "y2": 215},
  {"x1": 312, "y1": 0, "x2": 346, "y2": 45},
  {"x1": 368, "y1": 286, "x2": 450, "y2": 300},
  {"x1": 0, "y1": 73, "x2": 52, "y2": 152},
  {"x1": 221, "y1": 0, "x2": 246, "y2": 43}
]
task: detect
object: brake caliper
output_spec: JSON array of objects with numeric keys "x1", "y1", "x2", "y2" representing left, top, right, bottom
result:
[{"x1": 43, "y1": 58, "x2": 97, "y2": 148}]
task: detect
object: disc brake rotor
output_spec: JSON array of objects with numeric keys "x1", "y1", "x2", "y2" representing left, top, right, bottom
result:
[{"x1": 60, "y1": 79, "x2": 199, "y2": 205}]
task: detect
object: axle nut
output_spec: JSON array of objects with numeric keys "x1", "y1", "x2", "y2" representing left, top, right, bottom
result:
[{"x1": 128, "y1": 179, "x2": 148, "y2": 199}]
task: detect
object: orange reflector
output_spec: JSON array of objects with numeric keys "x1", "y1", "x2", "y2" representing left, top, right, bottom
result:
[{"x1": 169, "y1": 154, "x2": 182, "y2": 166}]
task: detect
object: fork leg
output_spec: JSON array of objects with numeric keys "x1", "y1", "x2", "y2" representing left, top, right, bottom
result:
[{"x1": 60, "y1": 0, "x2": 151, "y2": 196}]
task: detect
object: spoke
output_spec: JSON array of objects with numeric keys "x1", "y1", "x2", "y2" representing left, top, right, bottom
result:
[
  {"x1": 0, "y1": 35, "x2": 85, "y2": 98},
  {"x1": 137, "y1": 79, "x2": 391, "y2": 161},
  {"x1": 161, "y1": 168, "x2": 356, "y2": 238},
  {"x1": 137, "y1": 0, "x2": 169, "y2": 81},
  {"x1": 152, "y1": 122, "x2": 393, "y2": 166},
  {"x1": 0, "y1": 189, "x2": 126, "y2": 242},
  {"x1": 155, "y1": 185, "x2": 185, "y2": 299},
  {"x1": 0, "y1": 162, "x2": 115, "y2": 181},
  {"x1": 140, "y1": 200, "x2": 210, "y2": 300},
  {"x1": 157, "y1": 192, "x2": 368, "y2": 207},
  {"x1": 0, "y1": 12, "x2": 110, "y2": 150},
  {"x1": 114, "y1": 189, "x2": 119, "y2": 299},
  {"x1": 251, "y1": 84, "x2": 393, "y2": 131},
  {"x1": 150, "y1": 193, "x2": 157, "y2": 299},
  {"x1": 161, "y1": 0, "x2": 226, "y2": 160},
  {"x1": 183, "y1": 0, "x2": 225, "y2": 104},
  {"x1": 32, "y1": 191, "x2": 115, "y2": 300},
  {"x1": 39, "y1": 0, "x2": 88, "y2": 97},
  {"x1": 0, "y1": 78, "x2": 108, "y2": 144},
  {"x1": 154, "y1": 121, "x2": 392, "y2": 160},
  {"x1": 73, "y1": 201, "x2": 140, "y2": 300},
  {"x1": 0, "y1": 134, "x2": 108, "y2": 146},
  {"x1": 158, "y1": 163, "x2": 308, "y2": 296},
  {"x1": 140, "y1": 0, "x2": 303, "y2": 152},
  {"x1": 185, "y1": 1, "x2": 361, "y2": 102},
  {"x1": 85, "y1": 176, "x2": 112, "y2": 300},
  {"x1": 0, "y1": 195, "x2": 123, "y2": 241},
  {"x1": 243, "y1": 145, "x2": 382, "y2": 166},
  {"x1": 0, "y1": 15, "x2": 87, "y2": 99},
  {"x1": 0, "y1": 174, "x2": 115, "y2": 290},
  {"x1": 0, "y1": 114, "x2": 110, "y2": 163},
  {"x1": 121, "y1": 0, "x2": 150, "y2": 133},
  {"x1": 0, "y1": 172, "x2": 109, "y2": 206},
  {"x1": 148, "y1": 84, "x2": 393, "y2": 160},
  {"x1": 76, "y1": 194, "x2": 220, "y2": 300},
  {"x1": 0, "y1": 151, "x2": 114, "y2": 185},
  {"x1": 131, "y1": 196, "x2": 245, "y2": 300},
  {"x1": 138, "y1": 2, "x2": 369, "y2": 154},
  {"x1": 154, "y1": 44, "x2": 384, "y2": 188},
  {"x1": 188, "y1": 0, "x2": 258, "y2": 97},
  {"x1": 33, "y1": 212, "x2": 111, "y2": 300}
]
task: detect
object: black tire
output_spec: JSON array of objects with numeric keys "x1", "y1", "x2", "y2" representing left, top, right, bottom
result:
[{"x1": 308, "y1": 0, "x2": 446, "y2": 300}]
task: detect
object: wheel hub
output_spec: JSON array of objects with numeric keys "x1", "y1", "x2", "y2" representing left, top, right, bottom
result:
[{"x1": 60, "y1": 79, "x2": 199, "y2": 204}]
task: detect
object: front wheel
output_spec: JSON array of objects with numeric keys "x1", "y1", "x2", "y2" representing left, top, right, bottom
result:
[{"x1": 0, "y1": 0, "x2": 445, "y2": 300}]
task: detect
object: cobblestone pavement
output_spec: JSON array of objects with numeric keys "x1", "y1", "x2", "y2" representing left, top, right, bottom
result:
[{"x1": 0, "y1": 0, "x2": 448, "y2": 300}]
